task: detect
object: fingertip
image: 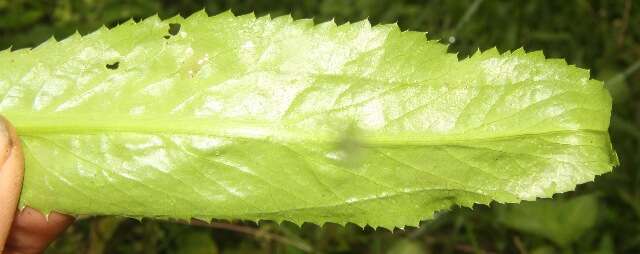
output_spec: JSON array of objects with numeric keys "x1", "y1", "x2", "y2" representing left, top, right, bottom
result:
[
  {"x1": 5, "y1": 208, "x2": 74, "y2": 254},
  {"x1": 0, "y1": 116, "x2": 11, "y2": 164},
  {"x1": 0, "y1": 115, "x2": 23, "y2": 251},
  {"x1": 0, "y1": 115, "x2": 22, "y2": 171}
]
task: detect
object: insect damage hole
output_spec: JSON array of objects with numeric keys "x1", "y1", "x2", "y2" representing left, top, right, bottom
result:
[
  {"x1": 106, "y1": 61, "x2": 120, "y2": 70},
  {"x1": 163, "y1": 23, "x2": 181, "y2": 39}
]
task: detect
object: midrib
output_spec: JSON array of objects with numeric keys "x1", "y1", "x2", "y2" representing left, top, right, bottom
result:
[{"x1": 9, "y1": 114, "x2": 605, "y2": 146}]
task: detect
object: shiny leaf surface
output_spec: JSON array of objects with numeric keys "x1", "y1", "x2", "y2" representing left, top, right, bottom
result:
[{"x1": 0, "y1": 11, "x2": 617, "y2": 228}]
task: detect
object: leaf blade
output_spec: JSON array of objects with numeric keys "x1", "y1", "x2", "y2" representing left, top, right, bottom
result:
[{"x1": 0, "y1": 12, "x2": 617, "y2": 228}]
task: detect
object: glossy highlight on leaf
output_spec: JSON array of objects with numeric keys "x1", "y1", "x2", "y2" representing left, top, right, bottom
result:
[{"x1": 0, "y1": 11, "x2": 618, "y2": 229}]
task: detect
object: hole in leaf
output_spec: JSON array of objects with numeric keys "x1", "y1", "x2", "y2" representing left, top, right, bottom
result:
[
  {"x1": 163, "y1": 35, "x2": 171, "y2": 39},
  {"x1": 106, "y1": 61, "x2": 119, "y2": 70},
  {"x1": 168, "y1": 23, "x2": 181, "y2": 36}
]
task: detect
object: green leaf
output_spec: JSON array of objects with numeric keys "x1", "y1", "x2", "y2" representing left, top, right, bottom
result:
[
  {"x1": 497, "y1": 195, "x2": 599, "y2": 247},
  {"x1": 0, "y1": 11, "x2": 617, "y2": 229},
  {"x1": 174, "y1": 231, "x2": 218, "y2": 254},
  {"x1": 387, "y1": 239, "x2": 426, "y2": 254}
]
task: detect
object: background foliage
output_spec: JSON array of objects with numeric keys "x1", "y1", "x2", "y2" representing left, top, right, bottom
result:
[{"x1": 1, "y1": 0, "x2": 638, "y2": 253}]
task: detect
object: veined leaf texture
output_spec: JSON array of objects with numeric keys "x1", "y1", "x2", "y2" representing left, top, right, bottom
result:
[{"x1": 0, "y1": 11, "x2": 617, "y2": 228}]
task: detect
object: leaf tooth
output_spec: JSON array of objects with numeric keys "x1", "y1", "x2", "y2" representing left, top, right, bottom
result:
[
  {"x1": 129, "y1": 216, "x2": 144, "y2": 222},
  {"x1": 352, "y1": 18, "x2": 372, "y2": 30},
  {"x1": 192, "y1": 216, "x2": 212, "y2": 223},
  {"x1": 280, "y1": 13, "x2": 293, "y2": 23},
  {"x1": 472, "y1": 47, "x2": 482, "y2": 57},
  {"x1": 341, "y1": 18, "x2": 373, "y2": 36},
  {"x1": 467, "y1": 46, "x2": 499, "y2": 61},
  {"x1": 285, "y1": 221, "x2": 303, "y2": 230},
  {"x1": 218, "y1": 9, "x2": 235, "y2": 18},
  {"x1": 123, "y1": 17, "x2": 137, "y2": 26},
  {"x1": 576, "y1": 65, "x2": 592, "y2": 77},
  {"x1": 90, "y1": 25, "x2": 109, "y2": 36},
  {"x1": 33, "y1": 36, "x2": 58, "y2": 51},
  {"x1": 143, "y1": 13, "x2": 161, "y2": 23},
  {"x1": 264, "y1": 218, "x2": 286, "y2": 226},
  {"x1": 273, "y1": 13, "x2": 294, "y2": 23},
  {"x1": 9, "y1": 48, "x2": 29, "y2": 55},
  {"x1": 402, "y1": 30, "x2": 427, "y2": 41},
  {"x1": 526, "y1": 49, "x2": 546, "y2": 60},
  {"x1": 336, "y1": 18, "x2": 352, "y2": 28},
  {"x1": 59, "y1": 30, "x2": 81, "y2": 44},
  {"x1": 104, "y1": 18, "x2": 136, "y2": 34},
  {"x1": 178, "y1": 215, "x2": 193, "y2": 222},
  {"x1": 396, "y1": 221, "x2": 420, "y2": 232},
  {"x1": 163, "y1": 13, "x2": 185, "y2": 24},
  {"x1": 17, "y1": 203, "x2": 26, "y2": 211},
  {"x1": 374, "y1": 22, "x2": 401, "y2": 33},
  {"x1": 370, "y1": 224, "x2": 388, "y2": 232},
  {"x1": 487, "y1": 46, "x2": 500, "y2": 55},
  {"x1": 208, "y1": 9, "x2": 236, "y2": 25},
  {"x1": 512, "y1": 47, "x2": 526, "y2": 56},
  {"x1": 255, "y1": 12, "x2": 271, "y2": 22},
  {"x1": 329, "y1": 221, "x2": 349, "y2": 229},
  {"x1": 546, "y1": 58, "x2": 568, "y2": 66},
  {"x1": 0, "y1": 46, "x2": 12, "y2": 55},
  {"x1": 314, "y1": 18, "x2": 338, "y2": 32},
  {"x1": 317, "y1": 17, "x2": 337, "y2": 28},
  {"x1": 264, "y1": 13, "x2": 273, "y2": 21},
  {"x1": 238, "y1": 11, "x2": 256, "y2": 20},
  {"x1": 391, "y1": 20, "x2": 400, "y2": 29},
  {"x1": 291, "y1": 18, "x2": 314, "y2": 29},
  {"x1": 235, "y1": 11, "x2": 258, "y2": 25},
  {"x1": 39, "y1": 207, "x2": 53, "y2": 218},
  {"x1": 196, "y1": 8, "x2": 208, "y2": 17},
  {"x1": 336, "y1": 21, "x2": 358, "y2": 34},
  {"x1": 187, "y1": 8, "x2": 209, "y2": 21},
  {"x1": 458, "y1": 48, "x2": 479, "y2": 61}
]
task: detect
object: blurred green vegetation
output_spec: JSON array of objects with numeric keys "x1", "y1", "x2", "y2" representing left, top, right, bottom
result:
[{"x1": 1, "y1": 0, "x2": 638, "y2": 253}]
